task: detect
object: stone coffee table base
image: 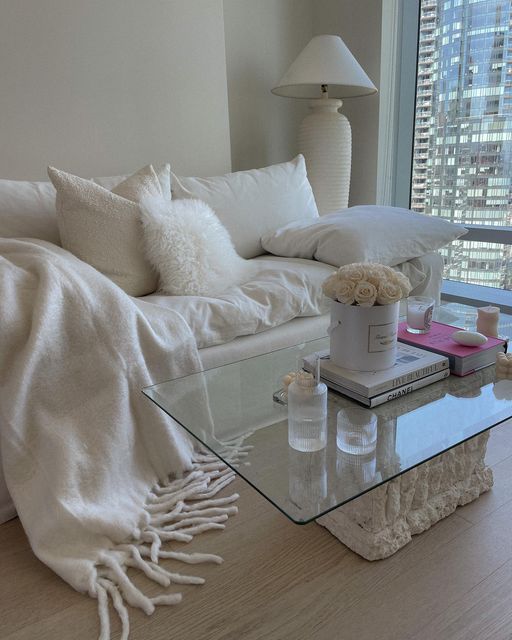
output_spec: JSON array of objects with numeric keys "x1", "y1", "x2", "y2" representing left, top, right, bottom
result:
[{"x1": 316, "y1": 432, "x2": 494, "y2": 561}]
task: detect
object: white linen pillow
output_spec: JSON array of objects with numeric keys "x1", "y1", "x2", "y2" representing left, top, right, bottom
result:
[
  {"x1": 261, "y1": 205, "x2": 468, "y2": 267},
  {"x1": 139, "y1": 196, "x2": 255, "y2": 296},
  {"x1": 171, "y1": 154, "x2": 319, "y2": 259},
  {"x1": 0, "y1": 179, "x2": 60, "y2": 243},
  {"x1": 48, "y1": 164, "x2": 167, "y2": 296},
  {"x1": 0, "y1": 164, "x2": 171, "y2": 245}
]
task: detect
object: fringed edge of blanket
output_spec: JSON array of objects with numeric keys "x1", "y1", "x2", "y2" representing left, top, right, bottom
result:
[{"x1": 90, "y1": 449, "x2": 248, "y2": 640}]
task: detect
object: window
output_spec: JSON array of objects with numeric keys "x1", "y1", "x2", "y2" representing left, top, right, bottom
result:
[{"x1": 378, "y1": 0, "x2": 512, "y2": 309}]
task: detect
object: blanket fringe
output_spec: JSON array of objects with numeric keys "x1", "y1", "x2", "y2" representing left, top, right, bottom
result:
[{"x1": 93, "y1": 454, "x2": 239, "y2": 639}]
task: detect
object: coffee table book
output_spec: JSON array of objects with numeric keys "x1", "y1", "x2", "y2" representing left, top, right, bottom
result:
[
  {"x1": 397, "y1": 321, "x2": 507, "y2": 376},
  {"x1": 303, "y1": 343, "x2": 449, "y2": 405}
]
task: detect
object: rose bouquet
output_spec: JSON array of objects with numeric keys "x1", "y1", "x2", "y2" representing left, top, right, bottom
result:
[{"x1": 322, "y1": 262, "x2": 412, "y2": 307}]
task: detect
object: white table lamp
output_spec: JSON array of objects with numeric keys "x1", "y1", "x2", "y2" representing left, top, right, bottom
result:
[{"x1": 272, "y1": 35, "x2": 377, "y2": 214}]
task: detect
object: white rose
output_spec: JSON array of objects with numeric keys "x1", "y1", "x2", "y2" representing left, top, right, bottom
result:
[
  {"x1": 363, "y1": 265, "x2": 384, "y2": 288},
  {"x1": 376, "y1": 280, "x2": 402, "y2": 305},
  {"x1": 321, "y1": 274, "x2": 339, "y2": 300},
  {"x1": 335, "y1": 279, "x2": 356, "y2": 305},
  {"x1": 391, "y1": 271, "x2": 412, "y2": 297},
  {"x1": 339, "y1": 263, "x2": 366, "y2": 284},
  {"x1": 354, "y1": 281, "x2": 377, "y2": 306}
]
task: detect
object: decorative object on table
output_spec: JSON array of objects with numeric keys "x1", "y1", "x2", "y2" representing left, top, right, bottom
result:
[
  {"x1": 496, "y1": 352, "x2": 512, "y2": 380},
  {"x1": 398, "y1": 321, "x2": 507, "y2": 376},
  {"x1": 303, "y1": 343, "x2": 448, "y2": 407},
  {"x1": 336, "y1": 407, "x2": 377, "y2": 455},
  {"x1": 476, "y1": 305, "x2": 500, "y2": 338},
  {"x1": 287, "y1": 366, "x2": 327, "y2": 453},
  {"x1": 273, "y1": 370, "x2": 299, "y2": 405},
  {"x1": 451, "y1": 330, "x2": 488, "y2": 347},
  {"x1": 271, "y1": 35, "x2": 377, "y2": 214},
  {"x1": 322, "y1": 263, "x2": 412, "y2": 371},
  {"x1": 406, "y1": 295, "x2": 435, "y2": 334}
]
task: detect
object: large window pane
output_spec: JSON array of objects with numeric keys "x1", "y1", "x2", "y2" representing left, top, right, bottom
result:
[{"x1": 411, "y1": 0, "x2": 512, "y2": 291}]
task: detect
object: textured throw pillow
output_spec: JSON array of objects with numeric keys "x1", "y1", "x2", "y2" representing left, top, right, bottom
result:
[
  {"x1": 261, "y1": 205, "x2": 468, "y2": 267},
  {"x1": 0, "y1": 164, "x2": 171, "y2": 245},
  {"x1": 171, "y1": 154, "x2": 319, "y2": 259},
  {"x1": 139, "y1": 196, "x2": 254, "y2": 296},
  {"x1": 48, "y1": 164, "x2": 170, "y2": 296}
]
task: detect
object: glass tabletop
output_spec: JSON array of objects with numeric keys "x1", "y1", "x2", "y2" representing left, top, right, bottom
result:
[{"x1": 143, "y1": 335, "x2": 512, "y2": 524}]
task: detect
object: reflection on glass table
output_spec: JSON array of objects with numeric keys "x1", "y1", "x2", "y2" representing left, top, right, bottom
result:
[{"x1": 143, "y1": 336, "x2": 512, "y2": 524}]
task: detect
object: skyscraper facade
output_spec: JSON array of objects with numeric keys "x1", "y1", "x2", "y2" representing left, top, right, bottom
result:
[{"x1": 411, "y1": 0, "x2": 512, "y2": 290}]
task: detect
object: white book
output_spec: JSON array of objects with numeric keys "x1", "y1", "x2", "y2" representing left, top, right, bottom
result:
[
  {"x1": 323, "y1": 368, "x2": 450, "y2": 407},
  {"x1": 303, "y1": 343, "x2": 449, "y2": 398}
]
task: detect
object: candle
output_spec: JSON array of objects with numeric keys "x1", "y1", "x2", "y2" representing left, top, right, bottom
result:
[
  {"x1": 406, "y1": 296, "x2": 435, "y2": 334},
  {"x1": 476, "y1": 306, "x2": 500, "y2": 338}
]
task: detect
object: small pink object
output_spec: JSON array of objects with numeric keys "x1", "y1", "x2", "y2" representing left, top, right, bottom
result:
[
  {"x1": 476, "y1": 306, "x2": 500, "y2": 338},
  {"x1": 496, "y1": 352, "x2": 512, "y2": 380}
]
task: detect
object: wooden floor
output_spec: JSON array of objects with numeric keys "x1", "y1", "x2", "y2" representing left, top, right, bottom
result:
[{"x1": 1, "y1": 419, "x2": 512, "y2": 640}]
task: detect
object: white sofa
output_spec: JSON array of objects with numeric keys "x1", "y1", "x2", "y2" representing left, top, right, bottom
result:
[{"x1": 0, "y1": 160, "x2": 447, "y2": 523}]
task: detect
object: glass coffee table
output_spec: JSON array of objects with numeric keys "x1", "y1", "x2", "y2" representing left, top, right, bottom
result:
[{"x1": 143, "y1": 336, "x2": 512, "y2": 560}]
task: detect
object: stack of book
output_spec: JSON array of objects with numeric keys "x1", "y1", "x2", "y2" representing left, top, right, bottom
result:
[
  {"x1": 397, "y1": 321, "x2": 507, "y2": 376},
  {"x1": 303, "y1": 344, "x2": 449, "y2": 407}
]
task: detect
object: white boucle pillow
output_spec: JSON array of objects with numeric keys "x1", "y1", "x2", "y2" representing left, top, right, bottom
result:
[
  {"x1": 48, "y1": 164, "x2": 168, "y2": 296},
  {"x1": 171, "y1": 155, "x2": 319, "y2": 259},
  {"x1": 261, "y1": 205, "x2": 468, "y2": 267},
  {"x1": 139, "y1": 197, "x2": 254, "y2": 296}
]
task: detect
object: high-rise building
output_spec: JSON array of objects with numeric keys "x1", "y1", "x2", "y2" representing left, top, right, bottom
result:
[{"x1": 411, "y1": 0, "x2": 512, "y2": 291}]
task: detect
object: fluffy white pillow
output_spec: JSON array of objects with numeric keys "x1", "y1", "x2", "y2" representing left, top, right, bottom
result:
[
  {"x1": 48, "y1": 164, "x2": 169, "y2": 296},
  {"x1": 139, "y1": 197, "x2": 254, "y2": 296},
  {"x1": 261, "y1": 205, "x2": 468, "y2": 267},
  {"x1": 0, "y1": 164, "x2": 171, "y2": 245},
  {"x1": 171, "y1": 155, "x2": 319, "y2": 259}
]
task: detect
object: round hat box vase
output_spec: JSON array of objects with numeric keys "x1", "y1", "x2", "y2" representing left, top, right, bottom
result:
[{"x1": 328, "y1": 300, "x2": 399, "y2": 372}]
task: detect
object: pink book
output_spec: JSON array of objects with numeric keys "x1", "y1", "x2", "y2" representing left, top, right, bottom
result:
[{"x1": 397, "y1": 321, "x2": 507, "y2": 376}]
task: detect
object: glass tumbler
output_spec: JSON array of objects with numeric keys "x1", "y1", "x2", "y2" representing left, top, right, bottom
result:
[{"x1": 336, "y1": 407, "x2": 377, "y2": 455}]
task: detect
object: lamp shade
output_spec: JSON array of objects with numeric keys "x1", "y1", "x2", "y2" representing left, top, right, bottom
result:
[{"x1": 271, "y1": 35, "x2": 377, "y2": 99}]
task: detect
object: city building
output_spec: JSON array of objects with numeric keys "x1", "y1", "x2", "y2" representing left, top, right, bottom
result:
[{"x1": 411, "y1": 0, "x2": 512, "y2": 290}]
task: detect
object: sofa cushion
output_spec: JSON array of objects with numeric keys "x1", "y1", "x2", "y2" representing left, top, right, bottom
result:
[
  {"x1": 171, "y1": 155, "x2": 319, "y2": 259},
  {"x1": 48, "y1": 164, "x2": 168, "y2": 296},
  {"x1": 261, "y1": 205, "x2": 467, "y2": 267},
  {"x1": 139, "y1": 196, "x2": 254, "y2": 296},
  {"x1": 136, "y1": 256, "x2": 334, "y2": 349},
  {"x1": 0, "y1": 165, "x2": 171, "y2": 244}
]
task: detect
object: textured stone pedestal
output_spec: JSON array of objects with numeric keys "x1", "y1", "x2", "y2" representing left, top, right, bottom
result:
[{"x1": 317, "y1": 432, "x2": 494, "y2": 560}]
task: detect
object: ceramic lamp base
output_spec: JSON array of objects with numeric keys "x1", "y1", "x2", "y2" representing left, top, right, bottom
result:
[{"x1": 298, "y1": 98, "x2": 351, "y2": 215}]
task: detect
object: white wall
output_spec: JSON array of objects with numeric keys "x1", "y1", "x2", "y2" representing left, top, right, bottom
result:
[
  {"x1": 0, "y1": 0, "x2": 383, "y2": 201},
  {"x1": 313, "y1": 0, "x2": 382, "y2": 205},
  {"x1": 0, "y1": 0, "x2": 231, "y2": 180},
  {"x1": 223, "y1": 0, "x2": 313, "y2": 171}
]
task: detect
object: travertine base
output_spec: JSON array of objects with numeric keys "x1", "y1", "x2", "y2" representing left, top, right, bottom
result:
[{"x1": 317, "y1": 432, "x2": 493, "y2": 560}]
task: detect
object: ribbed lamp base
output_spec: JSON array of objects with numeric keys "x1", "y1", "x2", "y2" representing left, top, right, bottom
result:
[{"x1": 298, "y1": 98, "x2": 351, "y2": 215}]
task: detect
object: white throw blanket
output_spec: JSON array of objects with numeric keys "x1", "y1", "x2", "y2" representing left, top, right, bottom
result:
[{"x1": 0, "y1": 239, "x2": 238, "y2": 639}]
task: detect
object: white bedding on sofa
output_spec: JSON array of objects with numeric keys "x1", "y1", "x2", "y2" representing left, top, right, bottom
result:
[
  {"x1": 137, "y1": 254, "x2": 439, "y2": 351},
  {"x1": 137, "y1": 256, "x2": 335, "y2": 349}
]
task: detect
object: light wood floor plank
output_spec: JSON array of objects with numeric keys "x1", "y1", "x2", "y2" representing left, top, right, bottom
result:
[
  {"x1": 410, "y1": 559, "x2": 512, "y2": 640},
  {"x1": 2, "y1": 424, "x2": 512, "y2": 640}
]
